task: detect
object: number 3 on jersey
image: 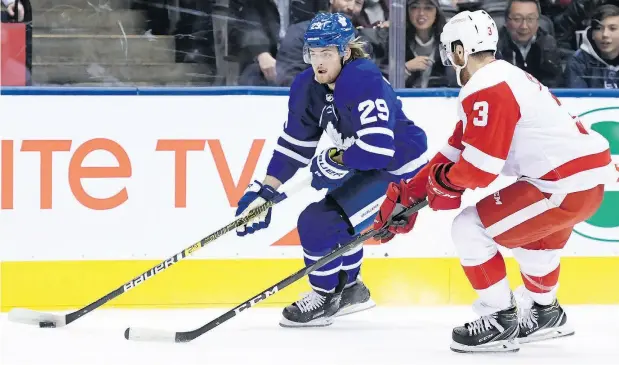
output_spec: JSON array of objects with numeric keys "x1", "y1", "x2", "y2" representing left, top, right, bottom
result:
[
  {"x1": 472, "y1": 101, "x2": 489, "y2": 127},
  {"x1": 358, "y1": 99, "x2": 389, "y2": 124}
]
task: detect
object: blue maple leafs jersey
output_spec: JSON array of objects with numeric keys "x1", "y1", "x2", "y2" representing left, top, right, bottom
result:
[{"x1": 266, "y1": 58, "x2": 428, "y2": 184}]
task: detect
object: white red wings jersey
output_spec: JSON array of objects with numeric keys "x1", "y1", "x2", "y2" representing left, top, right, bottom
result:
[{"x1": 436, "y1": 60, "x2": 616, "y2": 194}]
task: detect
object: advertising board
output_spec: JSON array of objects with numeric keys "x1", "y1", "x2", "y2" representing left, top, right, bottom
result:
[{"x1": 1, "y1": 89, "x2": 618, "y2": 310}]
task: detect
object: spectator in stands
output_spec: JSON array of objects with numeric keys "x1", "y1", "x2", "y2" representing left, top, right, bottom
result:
[
  {"x1": 550, "y1": 0, "x2": 601, "y2": 49},
  {"x1": 2, "y1": 0, "x2": 24, "y2": 21},
  {"x1": 564, "y1": 4, "x2": 619, "y2": 88},
  {"x1": 290, "y1": 0, "x2": 330, "y2": 25},
  {"x1": 228, "y1": 0, "x2": 281, "y2": 86},
  {"x1": 539, "y1": 0, "x2": 572, "y2": 20},
  {"x1": 290, "y1": 0, "x2": 376, "y2": 29},
  {"x1": 497, "y1": 0, "x2": 564, "y2": 87},
  {"x1": 403, "y1": 0, "x2": 456, "y2": 87},
  {"x1": 354, "y1": 0, "x2": 390, "y2": 28},
  {"x1": 551, "y1": 1, "x2": 618, "y2": 50},
  {"x1": 276, "y1": 0, "x2": 364, "y2": 86}
]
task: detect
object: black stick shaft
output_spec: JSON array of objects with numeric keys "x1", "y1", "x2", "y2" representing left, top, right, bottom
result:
[
  {"x1": 172, "y1": 199, "x2": 428, "y2": 342},
  {"x1": 62, "y1": 193, "x2": 290, "y2": 325}
]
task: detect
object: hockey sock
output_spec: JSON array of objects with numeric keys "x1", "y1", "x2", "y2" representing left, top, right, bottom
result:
[
  {"x1": 512, "y1": 246, "x2": 561, "y2": 306},
  {"x1": 520, "y1": 265, "x2": 560, "y2": 306},
  {"x1": 304, "y1": 248, "x2": 342, "y2": 293},
  {"x1": 341, "y1": 244, "x2": 363, "y2": 286},
  {"x1": 461, "y1": 251, "x2": 512, "y2": 310}
]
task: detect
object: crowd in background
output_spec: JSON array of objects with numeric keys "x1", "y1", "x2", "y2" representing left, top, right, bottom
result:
[
  {"x1": 1, "y1": 0, "x2": 618, "y2": 88},
  {"x1": 223, "y1": 0, "x2": 619, "y2": 88}
]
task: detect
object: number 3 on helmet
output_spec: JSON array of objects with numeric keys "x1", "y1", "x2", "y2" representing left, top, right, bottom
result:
[{"x1": 439, "y1": 10, "x2": 499, "y2": 67}]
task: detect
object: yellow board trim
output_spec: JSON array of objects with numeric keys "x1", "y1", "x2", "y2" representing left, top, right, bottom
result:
[{"x1": 2, "y1": 257, "x2": 619, "y2": 312}]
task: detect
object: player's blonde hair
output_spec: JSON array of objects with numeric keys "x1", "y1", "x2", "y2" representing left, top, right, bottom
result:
[{"x1": 348, "y1": 37, "x2": 370, "y2": 60}]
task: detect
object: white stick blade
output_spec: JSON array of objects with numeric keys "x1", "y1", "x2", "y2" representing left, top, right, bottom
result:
[
  {"x1": 124, "y1": 327, "x2": 177, "y2": 342},
  {"x1": 7, "y1": 308, "x2": 67, "y2": 327}
]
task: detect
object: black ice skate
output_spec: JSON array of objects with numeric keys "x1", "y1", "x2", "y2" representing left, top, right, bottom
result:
[
  {"x1": 451, "y1": 304, "x2": 520, "y2": 353},
  {"x1": 334, "y1": 277, "x2": 376, "y2": 317},
  {"x1": 518, "y1": 299, "x2": 574, "y2": 343},
  {"x1": 279, "y1": 271, "x2": 347, "y2": 328}
]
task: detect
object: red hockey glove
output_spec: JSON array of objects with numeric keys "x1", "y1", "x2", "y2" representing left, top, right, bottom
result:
[
  {"x1": 373, "y1": 179, "x2": 425, "y2": 243},
  {"x1": 426, "y1": 163, "x2": 464, "y2": 211}
]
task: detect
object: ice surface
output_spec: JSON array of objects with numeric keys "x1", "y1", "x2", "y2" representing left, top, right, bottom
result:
[{"x1": 1, "y1": 306, "x2": 618, "y2": 365}]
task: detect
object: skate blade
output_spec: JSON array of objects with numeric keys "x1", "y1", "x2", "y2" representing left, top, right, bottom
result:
[
  {"x1": 279, "y1": 316, "x2": 334, "y2": 328},
  {"x1": 519, "y1": 324, "x2": 575, "y2": 344},
  {"x1": 450, "y1": 339, "x2": 520, "y2": 353},
  {"x1": 334, "y1": 299, "x2": 376, "y2": 317}
]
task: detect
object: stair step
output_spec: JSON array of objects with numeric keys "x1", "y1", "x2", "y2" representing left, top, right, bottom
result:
[
  {"x1": 33, "y1": 34, "x2": 176, "y2": 63},
  {"x1": 33, "y1": 9, "x2": 145, "y2": 34},
  {"x1": 32, "y1": 62, "x2": 217, "y2": 85},
  {"x1": 30, "y1": 0, "x2": 132, "y2": 11}
]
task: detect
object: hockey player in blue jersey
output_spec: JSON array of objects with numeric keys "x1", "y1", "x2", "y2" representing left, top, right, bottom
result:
[{"x1": 234, "y1": 12, "x2": 429, "y2": 327}]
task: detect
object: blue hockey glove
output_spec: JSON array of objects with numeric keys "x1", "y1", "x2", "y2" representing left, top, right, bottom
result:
[
  {"x1": 235, "y1": 180, "x2": 279, "y2": 236},
  {"x1": 309, "y1": 148, "x2": 352, "y2": 191}
]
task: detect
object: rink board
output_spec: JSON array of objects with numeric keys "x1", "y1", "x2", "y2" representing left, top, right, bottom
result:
[
  {"x1": 2, "y1": 256, "x2": 619, "y2": 311},
  {"x1": 1, "y1": 87, "x2": 618, "y2": 311}
]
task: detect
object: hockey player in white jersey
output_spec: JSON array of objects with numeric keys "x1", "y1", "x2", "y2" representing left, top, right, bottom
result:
[{"x1": 373, "y1": 10, "x2": 617, "y2": 353}]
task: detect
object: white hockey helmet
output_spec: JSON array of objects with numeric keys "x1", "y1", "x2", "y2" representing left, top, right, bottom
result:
[{"x1": 439, "y1": 10, "x2": 498, "y2": 68}]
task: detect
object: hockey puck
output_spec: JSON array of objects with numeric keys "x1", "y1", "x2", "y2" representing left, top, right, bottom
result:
[{"x1": 39, "y1": 321, "x2": 56, "y2": 328}]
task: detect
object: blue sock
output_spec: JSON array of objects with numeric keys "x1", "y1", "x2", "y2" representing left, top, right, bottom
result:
[
  {"x1": 304, "y1": 249, "x2": 342, "y2": 293},
  {"x1": 298, "y1": 200, "x2": 353, "y2": 294},
  {"x1": 342, "y1": 245, "x2": 363, "y2": 286}
]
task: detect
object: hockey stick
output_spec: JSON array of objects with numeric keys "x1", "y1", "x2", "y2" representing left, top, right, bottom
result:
[
  {"x1": 125, "y1": 199, "x2": 429, "y2": 343},
  {"x1": 7, "y1": 178, "x2": 310, "y2": 328}
]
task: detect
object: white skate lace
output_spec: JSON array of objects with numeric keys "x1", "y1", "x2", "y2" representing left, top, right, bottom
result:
[
  {"x1": 295, "y1": 291, "x2": 326, "y2": 313},
  {"x1": 514, "y1": 285, "x2": 537, "y2": 329},
  {"x1": 519, "y1": 307, "x2": 539, "y2": 329},
  {"x1": 466, "y1": 315, "x2": 502, "y2": 336}
]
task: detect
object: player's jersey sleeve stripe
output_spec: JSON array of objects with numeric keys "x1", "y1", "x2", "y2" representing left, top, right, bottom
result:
[
  {"x1": 276, "y1": 136, "x2": 317, "y2": 160},
  {"x1": 356, "y1": 127, "x2": 394, "y2": 139},
  {"x1": 356, "y1": 139, "x2": 395, "y2": 157},
  {"x1": 274, "y1": 145, "x2": 311, "y2": 165},
  {"x1": 341, "y1": 133, "x2": 396, "y2": 170},
  {"x1": 461, "y1": 142, "x2": 506, "y2": 175},
  {"x1": 404, "y1": 120, "x2": 467, "y2": 187},
  {"x1": 280, "y1": 132, "x2": 320, "y2": 148},
  {"x1": 266, "y1": 74, "x2": 322, "y2": 184},
  {"x1": 387, "y1": 152, "x2": 429, "y2": 175},
  {"x1": 449, "y1": 157, "x2": 498, "y2": 189},
  {"x1": 439, "y1": 144, "x2": 462, "y2": 163}
]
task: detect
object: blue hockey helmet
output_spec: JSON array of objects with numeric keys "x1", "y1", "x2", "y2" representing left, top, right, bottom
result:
[{"x1": 303, "y1": 12, "x2": 355, "y2": 64}]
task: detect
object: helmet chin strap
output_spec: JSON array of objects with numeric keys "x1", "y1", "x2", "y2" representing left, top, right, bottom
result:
[{"x1": 453, "y1": 52, "x2": 470, "y2": 87}]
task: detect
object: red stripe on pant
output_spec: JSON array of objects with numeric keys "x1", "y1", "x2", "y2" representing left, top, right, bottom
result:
[
  {"x1": 521, "y1": 265, "x2": 561, "y2": 293},
  {"x1": 462, "y1": 251, "x2": 507, "y2": 290}
]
